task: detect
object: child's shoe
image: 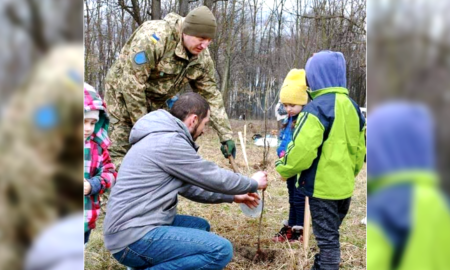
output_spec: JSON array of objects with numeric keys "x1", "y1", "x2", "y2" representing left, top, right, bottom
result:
[
  {"x1": 272, "y1": 220, "x2": 294, "y2": 242},
  {"x1": 291, "y1": 225, "x2": 304, "y2": 242}
]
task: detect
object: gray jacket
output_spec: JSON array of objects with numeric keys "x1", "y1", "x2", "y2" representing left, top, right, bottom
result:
[{"x1": 103, "y1": 110, "x2": 258, "y2": 253}]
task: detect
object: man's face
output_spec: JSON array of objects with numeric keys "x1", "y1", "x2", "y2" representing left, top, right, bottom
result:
[
  {"x1": 191, "y1": 110, "x2": 210, "y2": 141},
  {"x1": 182, "y1": 34, "x2": 212, "y2": 55}
]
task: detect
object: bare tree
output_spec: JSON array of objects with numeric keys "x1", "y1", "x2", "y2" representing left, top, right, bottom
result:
[
  {"x1": 85, "y1": 0, "x2": 366, "y2": 118},
  {"x1": 219, "y1": 0, "x2": 237, "y2": 108},
  {"x1": 179, "y1": 0, "x2": 189, "y2": 16},
  {"x1": 119, "y1": 0, "x2": 144, "y2": 25},
  {"x1": 152, "y1": 0, "x2": 162, "y2": 19}
]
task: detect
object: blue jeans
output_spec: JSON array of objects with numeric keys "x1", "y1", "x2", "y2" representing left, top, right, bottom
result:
[
  {"x1": 113, "y1": 215, "x2": 233, "y2": 270},
  {"x1": 85, "y1": 230, "x2": 91, "y2": 244},
  {"x1": 287, "y1": 176, "x2": 305, "y2": 227}
]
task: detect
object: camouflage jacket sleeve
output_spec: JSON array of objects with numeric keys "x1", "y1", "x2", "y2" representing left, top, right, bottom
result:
[
  {"x1": 119, "y1": 25, "x2": 163, "y2": 125},
  {"x1": 190, "y1": 57, "x2": 233, "y2": 142}
]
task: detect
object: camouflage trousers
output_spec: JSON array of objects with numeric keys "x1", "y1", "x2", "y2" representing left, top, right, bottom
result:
[
  {"x1": 108, "y1": 119, "x2": 131, "y2": 171},
  {"x1": 100, "y1": 118, "x2": 130, "y2": 213}
]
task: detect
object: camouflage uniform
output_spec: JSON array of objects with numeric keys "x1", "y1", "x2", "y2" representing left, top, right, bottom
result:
[
  {"x1": 0, "y1": 45, "x2": 84, "y2": 269},
  {"x1": 105, "y1": 13, "x2": 233, "y2": 169}
]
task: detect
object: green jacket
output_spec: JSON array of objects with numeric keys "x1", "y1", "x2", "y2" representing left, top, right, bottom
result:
[
  {"x1": 367, "y1": 172, "x2": 450, "y2": 270},
  {"x1": 275, "y1": 87, "x2": 366, "y2": 199}
]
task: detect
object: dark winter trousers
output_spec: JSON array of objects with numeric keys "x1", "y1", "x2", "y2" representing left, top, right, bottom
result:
[
  {"x1": 309, "y1": 197, "x2": 351, "y2": 270},
  {"x1": 287, "y1": 177, "x2": 305, "y2": 226}
]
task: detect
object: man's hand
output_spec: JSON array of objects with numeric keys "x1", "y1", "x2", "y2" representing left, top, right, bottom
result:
[
  {"x1": 234, "y1": 193, "x2": 260, "y2": 208},
  {"x1": 220, "y1": 140, "x2": 236, "y2": 158},
  {"x1": 84, "y1": 179, "x2": 92, "y2": 195},
  {"x1": 252, "y1": 171, "x2": 268, "y2": 190}
]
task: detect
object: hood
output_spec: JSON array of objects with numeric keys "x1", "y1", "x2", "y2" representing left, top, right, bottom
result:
[
  {"x1": 305, "y1": 50, "x2": 347, "y2": 91},
  {"x1": 129, "y1": 109, "x2": 197, "y2": 149},
  {"x1": 367, "y1": 102, "x2": 435, "y2": 181},
  {"x1": 84, "y1": 83, "x2": 110, "y2": 148},
  {"x1": 25, "y1": 214, "x2": 84, "y2": 270}
]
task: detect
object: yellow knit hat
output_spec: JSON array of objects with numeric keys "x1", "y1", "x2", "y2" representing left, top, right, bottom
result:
[{"x1": 280, "y1": 69, "x2": 308, "y2": 105}]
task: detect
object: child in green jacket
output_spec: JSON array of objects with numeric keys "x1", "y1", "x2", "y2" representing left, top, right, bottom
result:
[{"x1": 275, "y1": 51, "x2": 366, "y2": 269}]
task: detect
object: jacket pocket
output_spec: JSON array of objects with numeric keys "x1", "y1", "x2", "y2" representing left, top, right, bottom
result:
[{"x1": 117, "y1": 246, "x2": 154, "y2": 266}]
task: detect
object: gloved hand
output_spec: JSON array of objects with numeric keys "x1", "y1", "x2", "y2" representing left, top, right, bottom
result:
[{"x1": 220, "y1": 140, "x2": 236, "y2": 158}]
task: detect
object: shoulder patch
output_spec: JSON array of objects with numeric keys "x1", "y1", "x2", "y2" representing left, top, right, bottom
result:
[
  {"x1": 34, "y1": 104, "x2": 59, "y2": 130},
  {"x1": 63, "y1": 69, "x2": 82, "y2": 91},
  {"x1": 150, "y1": 33, "x2": 160, "y2": 44},
  {"x1": 134, "y1": 51, "x2": 148, "y2": 65}
]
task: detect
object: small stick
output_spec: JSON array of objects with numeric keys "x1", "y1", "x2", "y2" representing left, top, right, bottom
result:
[
  {"x1": 253, "y1": 78, "x2": 274, "y2": 261},
  {"x1": 303, "y1": 196, "x2": 311, "y2": 257},
  {"x1": 228, "y1": 155, "x2": 239, "y2": 173},
  {"x1": 244, "y1": 124, "x2": 247, "y2": 148},
  {"x1": 224, "y1": 145, "x2": 240, "y2": 173},
  {"x1": 257, "y1": 188, "x2": 265, "y2": 251},
  {"x1": 238, "y1": 132, "x2": 249, "y2": 171}
]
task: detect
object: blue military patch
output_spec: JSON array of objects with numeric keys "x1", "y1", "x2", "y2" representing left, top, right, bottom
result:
[
  {"x1": 134, "y1": 51, "x2": 147, "y2": 65},
  {"x1": 34, "y1": 104, "x2": 59, "y2": 130}
]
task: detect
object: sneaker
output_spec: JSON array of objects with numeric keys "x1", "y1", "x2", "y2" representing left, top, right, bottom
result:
[
  {"x1": 272, "y1": 225, "x2": 294, "y2": 242},
  {"x1": 291, "y1": 226, "x2": 304, "y2": 243}
]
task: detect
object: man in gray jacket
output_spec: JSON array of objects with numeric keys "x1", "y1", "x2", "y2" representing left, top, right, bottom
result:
[{"x1": 103, "y1": 92, "x2": 268, "y2": 270}]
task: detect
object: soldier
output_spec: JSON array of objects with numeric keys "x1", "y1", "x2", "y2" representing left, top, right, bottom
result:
[
  {"x1": 0, "y1": 44, "x2": 84, "y2": 269},
  {"x1": 105, "y1": 6, "x2": 236, "y2": 169}
]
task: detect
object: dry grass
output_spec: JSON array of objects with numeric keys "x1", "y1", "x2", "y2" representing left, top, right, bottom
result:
[{"x1": 85, "y1": 120, "x2": 366, "y2": 270}]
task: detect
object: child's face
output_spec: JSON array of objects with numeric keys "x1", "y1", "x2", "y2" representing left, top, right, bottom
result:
[
  {"x1": 84, "y1": 118, "x2": 97, "y2": 139},
  {"x1": 283, "y1": 104, "x2": 303, "y2": 116}
]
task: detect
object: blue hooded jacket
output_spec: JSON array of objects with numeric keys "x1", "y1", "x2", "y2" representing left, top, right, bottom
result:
[
  {"x1": 367, "y1": 102, "x2": 450, "y2": 270},
  {"x1": 305, "y1": 50, "x2": 347, "y2": 90},
  {"x1": 367, "y1": 102, "x2": 435, "y2": 179}
]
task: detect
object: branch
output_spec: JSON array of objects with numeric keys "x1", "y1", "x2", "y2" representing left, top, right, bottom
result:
[
  {"x1": 5, "y1": 4, "x2": 26, "y2": 29},
  {"x1": 118, "y1": 0, "x2": 142, "y2": 25},
  {"x1": 301, "y1": 14, "x2": 366, "y2": 34},
  {"x1": 284, "y1": 10, "x2": 366, "y2": 34},
  {"x1": 6, "y1": 0, "x2": 49, "y2": 52},
  {"x1": 118, "y1": 0, "x2": 133, "y2": 15}
]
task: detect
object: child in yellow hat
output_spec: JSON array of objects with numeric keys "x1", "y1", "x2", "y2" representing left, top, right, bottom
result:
[{"x1": 273, "y1": 69, "x2": 308, "y2": 242}]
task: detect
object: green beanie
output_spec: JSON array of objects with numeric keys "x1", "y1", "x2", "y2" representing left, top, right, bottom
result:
[{"x1": 182, "y1": 6, "x2": 217, "y2": 39}]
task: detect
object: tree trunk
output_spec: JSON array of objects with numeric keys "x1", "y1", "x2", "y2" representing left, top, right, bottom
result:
[
  {"x1": 152, "y1": 0, "x2": 161, "y2": 20},
  {"x1": 204, "y1": 0, "x2": 214, "y2": 9},
  {"x1": 179, "y1": 0, "x2": 189, "y2": 16},
  {"x1": 220, "y1": 0, "x2": 236, "y2": 111},
  {"x1": 84, "y1": 0, "x2": 91, "y2": 84}
]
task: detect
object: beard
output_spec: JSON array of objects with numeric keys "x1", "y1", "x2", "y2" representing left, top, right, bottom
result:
[{"x1": 190, "y1": 122, "x2": 203, "y2": 141}]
